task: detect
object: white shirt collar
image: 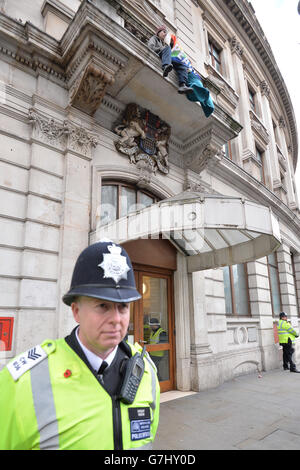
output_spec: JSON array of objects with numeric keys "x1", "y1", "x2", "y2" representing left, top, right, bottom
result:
[{"x1": 75, "y1": 327, "x2": 118, "y2": 372}]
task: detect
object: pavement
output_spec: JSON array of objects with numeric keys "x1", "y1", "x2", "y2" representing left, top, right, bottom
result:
[{"x1": 153, "y1": 368, "x2": 300, "y2": 450}]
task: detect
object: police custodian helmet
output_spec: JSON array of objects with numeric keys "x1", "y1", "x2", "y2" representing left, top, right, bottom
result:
[{"x1": 62, "y1": 240, "x2": 141, "y2": 305}]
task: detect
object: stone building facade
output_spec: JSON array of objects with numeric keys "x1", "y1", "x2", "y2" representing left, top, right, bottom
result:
[{"x1": 0, "y1": 0, "x2": 299, "y2": 392}]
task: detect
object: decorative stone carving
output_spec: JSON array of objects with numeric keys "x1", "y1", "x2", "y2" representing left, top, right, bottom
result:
[
  {"x1": 66, "y1": 123, "x2": 98, "y2": 156},
  {"x1": 114, "y1": 103, "x2": 170, "y2": 177},
  {"x1": 279, "y1": 116, "x2": 285, "y2": 128},
  {"x1": 185, "y1": 143, "x2": 221, "y2": 174},
  {"x1": 229, "y1": 36, "x2": 244, "y2": 57},
  {"x1": 260, "y1": 80, "x2": 270, "y2": 99},
  {"x1": 69, "y1": 63, "x2": 114, "y2": 115},
  {"x1": 28, "y1": 108, "x2": 98, "y2": 156},
  {"x1": 28, "y1": 108, "x2": 69, "y2": 149}
]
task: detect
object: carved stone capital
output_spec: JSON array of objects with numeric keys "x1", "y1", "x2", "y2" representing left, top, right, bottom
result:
[
  {"x1": 28, "y1": 108, "x2": 69, "y2": 149},
  {"x1": 28, "y1": 108, "x2": 98, "y2": 157},
  {"x1": 279, "y1": 116, "x2": 286, "y2": 128},
  {"x1": 260, "y1": 80, "x2": 270, "y2": 99},
  {"x1": 65, "y1": 122, "x2": 98, "y2": 157},
  {"x1": 229, "y1": 36, "x2": 244, "y2": 57}
]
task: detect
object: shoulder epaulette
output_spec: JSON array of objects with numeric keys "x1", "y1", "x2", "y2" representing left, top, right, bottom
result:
[{"x1": 6, "y1": 343, "x2": 51, "y2": 381}]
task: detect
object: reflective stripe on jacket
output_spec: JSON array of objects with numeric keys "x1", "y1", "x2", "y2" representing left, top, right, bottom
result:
[
  {"x1": 0, "y1": 339, "x2": 160, "y2": 450},
  {"x1": 277, "y1": 320, "x2": 298, "y2": 344}
]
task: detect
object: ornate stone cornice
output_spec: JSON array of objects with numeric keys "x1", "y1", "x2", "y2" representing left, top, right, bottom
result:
[{"x1": 222, "y1": 0, "x2": 298, "y2": 170}]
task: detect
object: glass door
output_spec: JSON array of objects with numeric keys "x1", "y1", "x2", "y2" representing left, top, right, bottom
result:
[{"x1": 128, "y1": 268, "x2": 175, "y2": 392}]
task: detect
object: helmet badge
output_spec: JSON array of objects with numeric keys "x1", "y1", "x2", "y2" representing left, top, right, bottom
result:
[{"x1": 98, "y1": 244, "x2": 130, "y2": 284}]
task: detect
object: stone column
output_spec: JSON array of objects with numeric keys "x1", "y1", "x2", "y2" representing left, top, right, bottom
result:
[
  {"x1": 229, "y1": 36, "x2": 254, "y2": 163},
  {"x1": 18, "y1": 108, "x2": 67, "y2": 352},
  {"x1": 277, "y1": 243, "x2": 298, "y2": 319},
  {"x1": 56, "y1": 118, "x2": 98, "y2": 337},
  {"x1": 173, "y1": 253, "x2": 191, "y2": 391},
  {"x1": 247, "y1": 258, "x2": 278, "y2": 370},
  {"x1": 189, "y1": 270, "x2": 217, "y2": 391},
  {"x1": 277, "y1": 117, "x2": 297, "y2": 208},
  {"x1": 259, "y1": 81, "x2": 281, "y2": 189}
]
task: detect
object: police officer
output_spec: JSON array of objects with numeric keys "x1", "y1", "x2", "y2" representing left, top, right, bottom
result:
[
  {"x1": 278, "y1": 312, "x2": 300, "y2": 373},
  {"x1": 0, "y1": 240, "x2": 160, "y2": 450},
  {"x1": 149, "y1": 318, "x2": 168, "y2": 381}
]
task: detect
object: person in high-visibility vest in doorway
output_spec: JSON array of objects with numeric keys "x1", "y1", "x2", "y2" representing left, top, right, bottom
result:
[
  {"x1": 149, "y1": 318, "x2": 168, "y2": 381},
  {"x1": 278, "y1": 312, "x2": 300, "y2": 373}
]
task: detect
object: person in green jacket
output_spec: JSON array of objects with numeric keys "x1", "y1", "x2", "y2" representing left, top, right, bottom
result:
[
  {"x1": 277, "y1": 312, "x2": 300, "y2": 373},
  {"x1": 149, "y1": 318, "x2": 168, "y2": 381},
  {"x1": 0, "y1": 240, "x2": 160, "y2": 450}
]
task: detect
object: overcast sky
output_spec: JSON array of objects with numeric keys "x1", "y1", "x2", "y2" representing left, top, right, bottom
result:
[{"x1": 249, "y1": 0, "x2": 300, "y2": 195}]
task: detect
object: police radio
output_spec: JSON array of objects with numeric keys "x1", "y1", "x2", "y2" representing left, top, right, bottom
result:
[{"x1": 119, "y1": 347, "x2": 146, "y2": 404}]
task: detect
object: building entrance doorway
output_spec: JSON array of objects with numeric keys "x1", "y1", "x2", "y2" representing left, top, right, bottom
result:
[{"x1": 123, "y1": 239, "x2": 177, "y2": 392}]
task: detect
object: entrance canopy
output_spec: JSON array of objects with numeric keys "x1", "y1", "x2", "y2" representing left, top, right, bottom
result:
[{"x1": 93, "y1": 192, "x2": 281, "y2": 272}]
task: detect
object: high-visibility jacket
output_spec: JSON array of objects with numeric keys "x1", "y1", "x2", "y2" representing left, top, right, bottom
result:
[
  {"x1": 0, "y1": 339, "x2": 160, "y2": 450},
  {"x1": 277, "y1": 320, "x2": 298, "y2": 344},
  {"x1": 149, "y1": 328, "x2": 166, "y2": 357}
]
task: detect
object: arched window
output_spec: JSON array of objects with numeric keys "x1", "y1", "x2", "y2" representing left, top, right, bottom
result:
[{"x1": 100, "y1": 182, "x2": 159, "y2": 226}]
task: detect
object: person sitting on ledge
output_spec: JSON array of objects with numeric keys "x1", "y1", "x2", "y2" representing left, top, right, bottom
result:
[
  {"x1": 147, "y1": 24, "x2": 214, "y2": 118},
  {"x1": 147, "y1": 25, "x2": 193, "y2": 94}
]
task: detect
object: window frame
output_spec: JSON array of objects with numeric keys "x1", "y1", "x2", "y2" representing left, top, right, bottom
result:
[
  {"x1": 100, "y1": 181, "x2": 159, "y2": 225},
  {"x1": 208, "y1": 39, "x2": 222, "y2": 74},
  {"x1": 223, "y1": 263, "x2": 251, "y2": 316},
  {"x1": 223, "y1": 141, "x2": 233, "y2": 160},
  {"x1": 255, "y1": 145, "x2": 266, "y2": 185},
  {"x1": 248, "y1": 86, "x2": 256, "y2": 113}
]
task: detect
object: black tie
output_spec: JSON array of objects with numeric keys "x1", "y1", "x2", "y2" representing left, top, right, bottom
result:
[{"x1": 98, "y1": 361, "x2": 108, "y2": 376}]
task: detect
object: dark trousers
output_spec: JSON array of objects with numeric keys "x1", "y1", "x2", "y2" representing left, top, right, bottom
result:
[
  {"x1": 159, "y1": 46, "x2": 188, "y2": 86},
  {"x1": 281, "y1": 338, "x2": 296, "y2": 370}
]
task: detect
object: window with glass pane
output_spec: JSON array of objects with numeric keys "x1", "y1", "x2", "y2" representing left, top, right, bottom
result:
[
  {"x1": 139, "y1": 192, "x2": 154, "y2": 209},
  {"x1": 249, "y1": 88, "x2": 256, "y2": 112},
  {"x1": 255, "y1": 147, "x2": 265, "y2": 184},
  {"x1": 223, "y1": 266, "x2": 233, "y2": 314},
  {"x1": 232, "y1": 264, "x2": 249, "y2": 315},
  {"x1": 100, "y1": 185, "x2": 117, "y2": 225},
  {"x1": 143, "y1": 276, "x2": 169, "y2": 382},
  {"x1": 120, "y1": 186, "x2": 136, "y2": 217},
  {"x1": 223, "y1": 264, "x2": 250, "y2": 315},
  {"x1": 209, "y1": 40, "x2": 221, "y2": 73},
  {"x1": 100, "y1": 183, "x2": 158, "y2": 226},
  {"x1": 267, "y1": 253, "x2": 281, "y2": 316}
]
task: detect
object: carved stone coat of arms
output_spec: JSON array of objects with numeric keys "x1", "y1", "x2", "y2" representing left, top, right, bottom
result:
[{"x1": 114, "y1": 103, "x2": 171, "y2": 177}]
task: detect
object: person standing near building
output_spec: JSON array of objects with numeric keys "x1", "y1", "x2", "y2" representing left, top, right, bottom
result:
[
  {"x1": 278, "y1": 312, "x2": 300, "y2": 373},
  {"x1": 149, "y1": 317, "x2": 168, "y2": 381},
  {"x1": 0, "y1": 240, "x2": 160, "y2": 450}
]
